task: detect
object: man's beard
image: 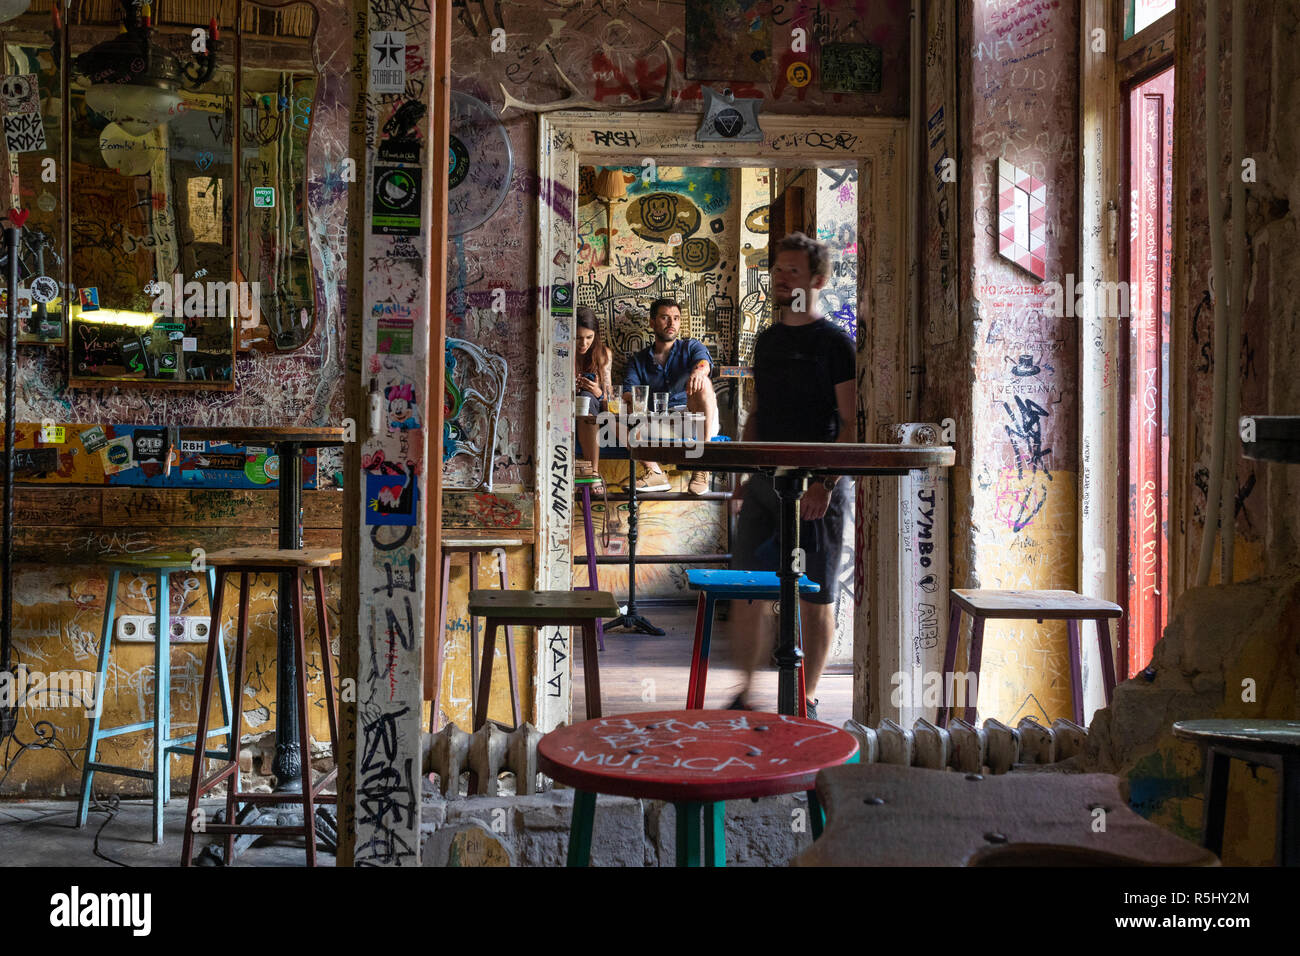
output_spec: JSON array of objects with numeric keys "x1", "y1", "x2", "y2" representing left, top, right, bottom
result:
[{"x1": 655, "y1": 330, "x2": 677, "y2": 342}]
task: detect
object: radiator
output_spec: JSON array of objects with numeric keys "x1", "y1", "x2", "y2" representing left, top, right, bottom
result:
[{"x1": 422, "y1": 715, "x2": 1086, "y2": 799}]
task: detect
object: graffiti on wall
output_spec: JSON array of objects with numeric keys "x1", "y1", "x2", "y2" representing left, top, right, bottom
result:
[{"x1": 442, "y1": 337, "x2": 508, "y2": 491}]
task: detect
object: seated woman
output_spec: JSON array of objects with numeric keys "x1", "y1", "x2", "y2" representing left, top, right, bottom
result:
[{"x1": 575, "y1": 306, "x2": 613, "y2": 492}]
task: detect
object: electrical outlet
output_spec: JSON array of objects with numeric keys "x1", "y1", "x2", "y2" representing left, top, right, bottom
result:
[
  {"x1": 171, "y1": 615, "x2": 211, "y2": 643},
  {"x1": 115, "y1": 615, "x2": 157, "y2": 642}
]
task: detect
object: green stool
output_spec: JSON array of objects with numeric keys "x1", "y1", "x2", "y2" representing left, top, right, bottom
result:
[{"x1": 77, "y1": 553, "x2": 234, "y2": 844}]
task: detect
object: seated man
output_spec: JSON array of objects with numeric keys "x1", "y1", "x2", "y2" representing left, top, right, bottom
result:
[{"x1": 621, "y1": 298, "x2": 718, "y2": 494}]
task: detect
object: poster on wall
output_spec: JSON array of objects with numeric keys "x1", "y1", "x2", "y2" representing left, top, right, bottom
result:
[{"x1": 684, "y1": 0, "x2": 771, "y2": 81}]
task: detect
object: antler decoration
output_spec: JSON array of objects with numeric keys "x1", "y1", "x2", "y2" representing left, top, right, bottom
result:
[{"x1": 500, "y1": 40, "x2": 676, "y2": 114}]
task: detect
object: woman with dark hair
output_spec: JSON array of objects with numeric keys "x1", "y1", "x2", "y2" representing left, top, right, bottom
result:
[{"x1": 575, "y1": 306, "x2": 612, "y2": 488}]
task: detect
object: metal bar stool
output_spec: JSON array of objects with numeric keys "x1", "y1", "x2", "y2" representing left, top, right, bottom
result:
[
  {"x1": 428, "y1": 537, "x2": 524, "y2": 733},
  {"x1": 684, "y1": 569, "x2": 821, "y2": 714},
  {"x1": 938, "y1": 589, "x2": 1122, "y2": 728},
  {"x1": 181, "y1": 547, "x2": 340, "y2": 867},
  {"x1": 78, "y1": 552, "x2": 233, "y2": 845}
]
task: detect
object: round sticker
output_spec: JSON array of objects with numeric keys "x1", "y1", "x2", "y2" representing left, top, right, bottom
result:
[
  {"x1": 107, "y1": 444, "x2": 130, "y2": 466},
  {"x1": 786, "y1": 62, "x2": 812, "y2": 88},
  {"x1": 712, "y1": 107, "x2": 745, "y2": 138},
  {"x1": 30, "y1": 276, "x2": 58, "y2": 304},
  {"x1": 263, "y1": 455, "x2": 280, "y2": 481},
  {"x1": 448, "y1": 135, "x2": 469, "y2": 189},
  {"x1": 37, "y1": 193, "x2": 56, "y2": 213},
  {"x1": 376, "y1": 167, "x2": 419, "y2": 215},
  {"x1": 244, "y1": 452, "x2": 271, "y2": 485}
]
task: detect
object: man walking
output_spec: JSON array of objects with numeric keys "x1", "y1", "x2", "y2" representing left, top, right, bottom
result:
[
  {"x1": 622, "y1": 298, "x2": 719, "y2": 494},
  {"x1": 728, "y1": 233, "x2": 857, "y2": 719}
]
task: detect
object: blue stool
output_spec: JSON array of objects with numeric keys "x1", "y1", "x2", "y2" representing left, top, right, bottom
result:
[
  {"x1": 684, "y1": 569, "x2": 821, "y2": 712},
  {"x1": 77, "y1": 553, "x2": 234, "y2": 845}
]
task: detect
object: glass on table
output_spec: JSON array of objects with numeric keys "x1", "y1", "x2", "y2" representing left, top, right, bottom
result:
[
  {"x1": 631, "y1": 385, "x2": 650, "y2": 415},
  {"x1": 653, "y1": 392, "x2": 669, "y2": 415}
]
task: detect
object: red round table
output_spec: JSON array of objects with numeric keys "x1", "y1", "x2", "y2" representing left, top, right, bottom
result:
[{"x1": 538, "y1": 710, "x2": 860, "y2": 866}]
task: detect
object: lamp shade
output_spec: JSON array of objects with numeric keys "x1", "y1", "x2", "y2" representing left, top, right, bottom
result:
[
  {"x1": 594, "y1": 167, "x2": 627, "y2": 202},
  {"x1": 0, "y1": 0, "x2": 30, "y2": 24},
  {"x1": 86, "y1": 83, "x2": 182, "y2": 137}
]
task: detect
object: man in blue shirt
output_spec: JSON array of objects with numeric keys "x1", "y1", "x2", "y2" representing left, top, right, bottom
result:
[{"x1": 622, "y1": 298, "x2": 718, "y2": 493}]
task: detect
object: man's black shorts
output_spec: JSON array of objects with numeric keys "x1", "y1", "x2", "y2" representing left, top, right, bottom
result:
[{"x1": 731, "y1": 472, "x2": 853, "y2": 606}]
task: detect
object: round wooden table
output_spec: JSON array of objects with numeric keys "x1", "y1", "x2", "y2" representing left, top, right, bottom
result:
[
  {"x1": 640, "y1": 441, "x2": 954, "y2": 715},
  {"x1": 539, "y1": 709, "x2": 860, "y2": 866}
]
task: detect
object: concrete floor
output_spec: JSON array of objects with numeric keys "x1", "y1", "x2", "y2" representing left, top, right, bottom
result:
[{"x1": 0, "y1": 798, "x2": 335, "y2": 866}]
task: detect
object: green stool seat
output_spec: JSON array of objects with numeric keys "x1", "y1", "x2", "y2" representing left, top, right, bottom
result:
[{"x1": 77, "y1": 554, "x2": 234, "y2": 845}]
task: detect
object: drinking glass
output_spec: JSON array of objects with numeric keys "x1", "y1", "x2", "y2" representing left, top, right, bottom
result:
[
  {"x1": 631, "y1": 385, "x2": 650, "y2": 414},
  {"x1": 653, "y1": 392, "x2": 669, "y2": 415}
]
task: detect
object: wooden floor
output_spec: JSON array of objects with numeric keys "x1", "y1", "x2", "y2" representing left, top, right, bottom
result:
[{"x1": 572, "y1": 604, "x2": 852, "y2": 724}]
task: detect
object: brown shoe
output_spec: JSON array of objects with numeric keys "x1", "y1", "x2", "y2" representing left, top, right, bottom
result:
[{"x1": 688, "y1": 471, "x2": 710, "y2": 495}]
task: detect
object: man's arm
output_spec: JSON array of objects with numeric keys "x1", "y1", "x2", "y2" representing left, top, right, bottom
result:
[
  {"x1": 833, "y1": 379, "x2": 857, "y2": 443},
  {"x1": 685, "y1": 339, "x2": 712, "y2": 396}
]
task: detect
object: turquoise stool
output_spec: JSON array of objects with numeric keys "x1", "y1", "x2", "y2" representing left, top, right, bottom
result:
[
  {"x1": 684, "y1": 569, "x2": 822, "y2": 711},
  {"x1": 77, "y1": 553, "x2": 234, "y2": 845}
]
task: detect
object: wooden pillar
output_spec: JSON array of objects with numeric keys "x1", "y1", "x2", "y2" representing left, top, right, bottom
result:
[{"x1": 337, "y1": 0, "x2": 450, "y2": 867}]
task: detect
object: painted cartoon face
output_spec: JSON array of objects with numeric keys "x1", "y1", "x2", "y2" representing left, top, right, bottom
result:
[
  {"x1": 389, "y1": 398, "x2": 410, "y2": 418},
  {"x1": 640, "y1": 194, "x2": 677, "y2": 232}
]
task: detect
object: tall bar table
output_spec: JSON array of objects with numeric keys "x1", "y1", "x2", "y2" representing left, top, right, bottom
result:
[
  {"x1": 638, "y1": 441, "x2": 954, "y2": 716},
  {"x1": 177, "y1": 426, "x2": 344, "y2": 861}
]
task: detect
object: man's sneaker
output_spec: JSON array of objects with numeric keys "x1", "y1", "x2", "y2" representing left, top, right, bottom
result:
[
  {"x1": 687, "y1": 470, "x2": 710, "y2": 495},
  {"x1": 805, "y1": 698, "x2": 819, "y2": 720},
  {"x1": 631, "y1": 467, "x2": 671, "y2": 493},
  {"x1": 726, "y1": 693, "x2": 752, "y2": 711}
]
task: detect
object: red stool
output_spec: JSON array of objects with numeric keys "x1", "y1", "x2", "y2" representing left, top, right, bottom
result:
[
  {"x1": 181, "y1": 547, "x2": 340, "y2": 867},
  {"x1": 938, "y1": 588, "x2": 1121, "y2": 728}
]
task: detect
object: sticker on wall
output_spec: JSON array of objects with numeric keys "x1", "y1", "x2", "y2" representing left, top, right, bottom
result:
[
  {"x1": 1, "y1": 73, "x2": 46, "y2": 153},
  {"x1": 385, "y1": 383, "x2": 421, "y2": 430},
  {"x1": 244, "y1": 446, "x2": 273, "y2": 484},
  {"x1": 379, "y1": 100, "x2": 426, "y2": 164},
  {"x1": 820, "y1": 43, "x2": 883, "y2": 94},
  {"x1": 997, "y1": 157, "x2": 1047, "y2": 280},
  {"x1": 0, "y1": 288, "x2": 31, "y2": 319},
  {"x1": 252, "y1": 186, "x2": 275, "y2": 208},
  {"x1": 370, "y1": 30, "x2": 407, "y2": 94},
  {"x1": 786, "y1": 62, "x2": 812, "y2": 88},
  {"x1": 13, "y1": 448, "x2": 57, "y2": 476},
  {"x1": 550, "y1": 282, "x2": 573, "y2": 316},
  {"x1": 372, "y1": 165, "x2": 421, "y2": 236},
  {"x1": 366, "y1": 467, "x2": 419, "y2": 525},
  {"x1": 29, "y1": 275, "x2": 58, "y2": 304},
  {"x1": 79, "y1": 425, "x2": 108, "y2": 453},
  {"x1": 132, "y1": 428, "x2": 166, "y2": 464},
  {"x1": 101, "y1": 436, "x2": 134, "y2": 475},
  {"x1": 78, "y1": 287, "x2": 100, "y2": 312},
  {"x1": 377, "y1": 317, "x2": 414, "y2": 354},
  {"x1": 697, "y1": 87, "x2": 763, "y2": 143}
]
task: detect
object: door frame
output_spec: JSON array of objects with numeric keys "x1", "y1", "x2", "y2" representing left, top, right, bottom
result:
[{"x1": 532, "y1": 112, "x2": 911, "y2": 731}]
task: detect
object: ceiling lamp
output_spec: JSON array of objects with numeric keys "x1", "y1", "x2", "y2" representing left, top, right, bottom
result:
[
  {"x1": 72, "y1": 0, "x2": 219, "y2": 137},
  {"x1": 0, "y1": 0, "x2": 30, "y2": 24}
]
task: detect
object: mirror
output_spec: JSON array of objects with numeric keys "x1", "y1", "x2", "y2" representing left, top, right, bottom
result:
[
  {"x1": 236, "y1": 0, "x2": 320, "y2": 352},
  {"x1": 0, "y1": 0, "x2": 66, "y2": 346},
  {"x1": 66, "y1": 0, "x2": 236, "y2": 386}
]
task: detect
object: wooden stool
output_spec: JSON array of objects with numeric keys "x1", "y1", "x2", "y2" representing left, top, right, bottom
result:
[
  {"x1": 181, "y1": 548, "x2": 341, "y2": 867},
  {"x1": 938, "y1": 589, "x2": 1121, "y2": 728},
  {"x1": 1173, "y1": 719, "x2": 1300, "y2": 866},
  {"x1": 468, "y1": 589, "x2": 619, "y2": 731},
  {"x1": 428, "y1": 537, "x2": 524, "y2": 733},
  {"x1": 77, "y1": 553, "x2": 233, "y2": 845},
  {"x1": 794, "y1": 764, "x2": 1218, "y2": 866},
  {"x1": 684, "y1": 569, "x2": 820, "y2": 712}
]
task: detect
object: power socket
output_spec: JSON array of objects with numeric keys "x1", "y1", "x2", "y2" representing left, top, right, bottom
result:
[{"x1": 115, "y1": 614, "x2": 212, "y2": 643}]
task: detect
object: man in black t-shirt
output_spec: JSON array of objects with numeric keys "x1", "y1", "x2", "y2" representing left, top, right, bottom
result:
[{"x1": 729, "y1": 232, "x2": 857, "y2": 719}]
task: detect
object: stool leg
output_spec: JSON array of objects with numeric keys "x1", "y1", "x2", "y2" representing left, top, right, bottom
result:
[
  {"x1": 963, "y1": 616, "x2": 986, "y2": 725},
  {"x1": 704, "y1": 801, "x2": 726, "y2": 867},
  {"x1": 207, "y1": 569, "x2": 234, "y2": 762},
  {"x1": 430, "y1": 551, "x2": 452, "y2": 734},
  {"x1": 686, "y1": 593, "x2": 706, "y2": 709},
  {"x1": 312, "y1": 566, "x2": 340, "y2": 755},
  {"x1": 567, "y1": 790, "x2": 596, "y2": 867},
  {"x1": 153, "y1": 570, "x2": 170, "y2": 845},
  {"x1": 1097, "y1": 618, "x2": 1117, "y2": 708},
  {"x1": 182, "y1": 568, "x2": 226, "y2": 867},
  {"x1": 494, "y1": 548, "x2": 521, "y2": 729},
  {"x1": 695, "y1": 595, "x2": 717, "y2": 709},
  {"x1": 580, "y1": 485, "x2": 604, "y2": 651},
  {"x1": 1067, "y1": 619, "x2": 1084, "y2": 726},
  {"x1": 1279, "y1": 754, "x2": 1299, "y2": 867},
  {"x1": 473, "y1": 619, "x2": 498, "y2": 732},
  {"x1": 469, "y1": 552, "x2": 481, "y2": 719},
  {"x1": 938, "y1": 601, "x2": 962, "y2": 728},
  {"x1": 225, "y1": 572, "x2": 251, "y2": 864},
  {"x1": 292, "y1": 571, "x2": 318, "y2": 867},
  {"x1": 675, "y1": 802, "x2": 703, "y2": 867},
  {"x1": 78, "y1": 569, "x2": 119, "y2": 828},
  {"x1": 1202, "y1": 747, "x2": 1230, "y2": 859},
  {"x1": 796, "y1": 600, "x2": 807, "y2": 719},
  {"x1": 581, "y1": 622, "x2": 602, "y2": 720},
  {"x1": 808, "y1": 789, "x2": 823, "y2": 839}
]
